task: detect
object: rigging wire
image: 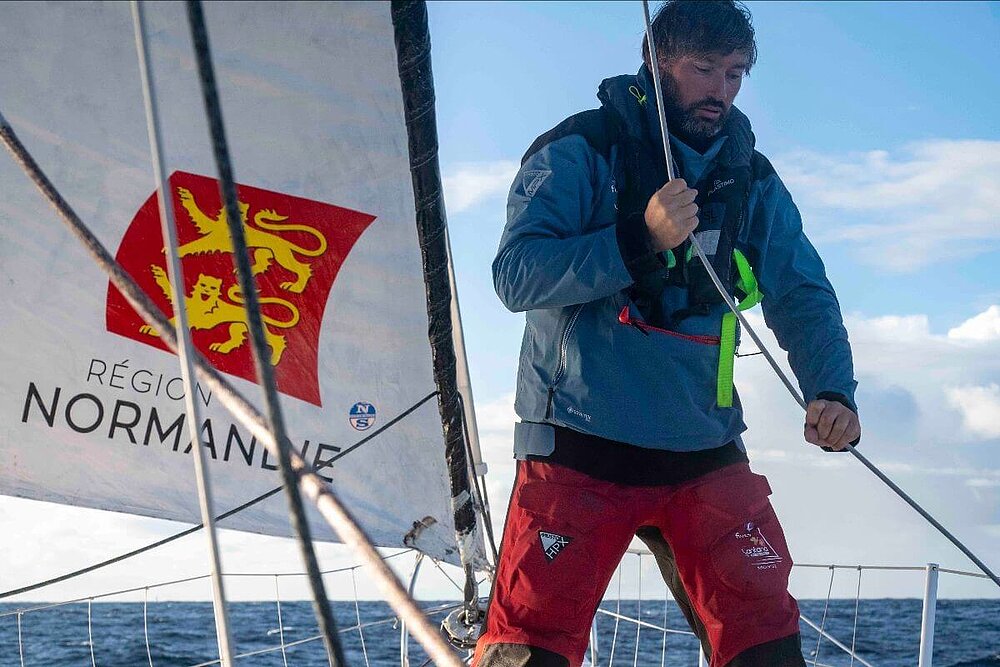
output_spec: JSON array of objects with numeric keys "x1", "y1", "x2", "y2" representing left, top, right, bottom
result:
[
  {"x1": 143, "y1": 589, "x2": 154, "y2": 667},
  {"x1": 812, "y1": 567, "x2": 837, "y2": 665},
  {"x1": 182, "y1": 2, "x2": 345, "y2": 664},
  {"x1": 850, "y1": 568, "x2": 863, "y2": 667},
  {"x1": 456, "y1": 392, "x2": 499, "y2": 566},
  {"x1": 0, "y1": 392, "x2": 435, "y2": 600},
  {"x1": 16, "y1": 613, "x2": 24, "y2": 667},
  {"x1": 640, "y1": 0, "x2": 1000, "y2": 590},
  {"x1": 0, "y1": 103, "x2": 465, "y2": 667},
  {"x1": 273, "y1": 576, "x2": 289, "y2": 667},
  {"x1": 1, "y1": 553, "x2": 415, "y2": 620},
  {"x1": 131, "y1": 3, "x2": 234, "y2": 663},
  {"x1": 87, "y1": 599, "x2": 97, "y2": 667}
]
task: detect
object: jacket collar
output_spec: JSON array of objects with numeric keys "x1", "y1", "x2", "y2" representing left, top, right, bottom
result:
[{"x1": 597, "y1": 66, "x2": 755, "y2": 169}]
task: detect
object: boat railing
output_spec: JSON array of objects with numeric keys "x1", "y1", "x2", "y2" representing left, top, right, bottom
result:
[
  {"x1": 1, "y1": 549, "x2": 994, "y2": 666},
  {"x1": 590, "y1": 549, "x2": 994, "y2": 667}
]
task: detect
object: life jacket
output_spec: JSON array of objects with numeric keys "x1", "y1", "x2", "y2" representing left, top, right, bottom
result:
[{"x1": 521, "y1": 72, "x2": 775, "y2": 408}]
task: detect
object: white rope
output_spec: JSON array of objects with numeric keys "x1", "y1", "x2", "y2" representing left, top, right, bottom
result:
[
  {"x1": 637, "y1": 0, "x2": 1000, "y2": 591},
  {"x1": 351, "y1": 568, "x2": 371, "y2": 667},
  {"x1": 130, "y1": 4, "x2": 235, "y2": 665},
  {"x1": 273, "y1": 576, "x2": 288, "y2": 667},
  {"x1": 144, "y1": 588, "x2": 154, "y2": 667},
  {"x1": 88, "y1": 599, "x2": 97, "y2": 667},
  {"x1": 640, "y1": 3, "x2": 801, "y2": 403},
  {"x1": 850, "y1": 567, "x2": 863, "y2": 667},
  {"x1": 641, "y1": 0, "x2": 676, "y2": 181}
]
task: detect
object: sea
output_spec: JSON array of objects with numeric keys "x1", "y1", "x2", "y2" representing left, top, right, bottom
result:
[{"x1": 1, "y1": 598, "x2": 997, "y2": 666}]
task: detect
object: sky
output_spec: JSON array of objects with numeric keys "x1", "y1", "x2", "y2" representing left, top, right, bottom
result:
[{"x1": 1, "y1": 0, "x2": 998, "y2": 624}]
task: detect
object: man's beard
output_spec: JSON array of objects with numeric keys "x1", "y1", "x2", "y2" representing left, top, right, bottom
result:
[{"x1": 661, "y1": 71, "x2": 728, "y2": 144}]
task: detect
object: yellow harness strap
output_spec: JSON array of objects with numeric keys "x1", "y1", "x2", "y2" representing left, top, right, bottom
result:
[{"x1": 717, "y1": 249, "x2": 763, "y2": 408}]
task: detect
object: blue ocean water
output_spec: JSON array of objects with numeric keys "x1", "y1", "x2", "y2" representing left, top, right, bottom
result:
[{"x1": 0, "y1": 599, "x2": 997, "y2": 666}]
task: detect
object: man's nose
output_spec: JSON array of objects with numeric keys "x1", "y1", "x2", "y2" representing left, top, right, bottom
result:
[{"x1": 709, "y1": 72, "x2": 730, "y2": 101}]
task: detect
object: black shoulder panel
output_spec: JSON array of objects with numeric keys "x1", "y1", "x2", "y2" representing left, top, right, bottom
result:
[
  {"x1": 521, "y1": 108, "x2": 617, "y2": 165},
  {"x1": 751, "y1": 150, "x2": 776, "y2": 181}
]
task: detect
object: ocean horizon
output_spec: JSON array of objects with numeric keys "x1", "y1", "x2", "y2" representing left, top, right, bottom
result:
[{"x1": 2, "y1": 598, "x2": 998, "y2": 666}]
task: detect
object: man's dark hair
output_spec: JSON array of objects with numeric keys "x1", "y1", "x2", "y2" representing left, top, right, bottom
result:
[{"x1": 642, "y1": 0, "x2": 757, "y2": 73}]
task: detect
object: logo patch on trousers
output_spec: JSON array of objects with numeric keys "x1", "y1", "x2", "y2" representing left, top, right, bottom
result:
[
  {"x1": 538, "y1": 531, "x2": 572, "y2": 562},
  {"x1": 734, "y1": 523, "x2": 784, "y2": 571}
]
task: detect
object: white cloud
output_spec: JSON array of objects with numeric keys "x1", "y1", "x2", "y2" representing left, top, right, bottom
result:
[
  {"x1": 947, "y1": 384, "x2": 1000, "y2": 439},
  {"x1": 858, "y1": 313, "x2": 931, "y2": 341},
  {"x1": 774, "y1": 139, "x2": 1000, "y2": 271},
  {"x1": 949, "y1": 305, "x2": 1000, "y2": 341},
  {"x1": 442, "y1": 161, "x2": 519, "y2": 214},
  {"x1": 967, "y1": 478, "x2": 1000, "y2": 488},
  {"x1": 473, "y1": 391, "x2": 517, "y2": 434}
]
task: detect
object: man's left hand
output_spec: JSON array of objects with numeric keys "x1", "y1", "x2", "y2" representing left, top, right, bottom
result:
[{"x1": 804, "y1": 399, "x2": 861, "y2": 451}]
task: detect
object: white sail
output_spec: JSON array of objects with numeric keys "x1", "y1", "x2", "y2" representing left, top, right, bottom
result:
[{"x1": 0, "y1": 1, "x2": 483, "y2": 567}]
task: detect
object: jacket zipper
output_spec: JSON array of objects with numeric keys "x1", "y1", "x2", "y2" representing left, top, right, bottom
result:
[
  {"x1": 617, "y1": 305, "x2": 720, "y2": 345},
  {"x1": 546, "y1": 304, "x2": 585, "y2": 418}
]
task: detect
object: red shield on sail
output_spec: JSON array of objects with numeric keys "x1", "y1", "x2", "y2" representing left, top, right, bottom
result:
[{"x1": 106, "y1": 171, "x2": 376, "y2": 406}]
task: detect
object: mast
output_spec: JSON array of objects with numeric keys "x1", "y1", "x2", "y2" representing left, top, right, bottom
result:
[{"x1": 391, "y1": 0, "x2": 484, "y2": 610}]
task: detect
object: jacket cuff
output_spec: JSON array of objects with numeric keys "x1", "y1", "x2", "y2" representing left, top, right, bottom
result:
[
  {"x1": 615, "y1": 212, "x2": 664, "y2": 282},
  {"x1": 815, "y1": 391, "x2": 860, "y2": 450}
]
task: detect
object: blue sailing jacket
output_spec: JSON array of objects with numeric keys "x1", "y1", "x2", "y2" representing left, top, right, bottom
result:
[{"x1": 495, "y1": 68, "x2": 857, "y2": 456}]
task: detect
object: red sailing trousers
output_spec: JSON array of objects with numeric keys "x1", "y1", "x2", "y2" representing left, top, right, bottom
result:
[{"x1": 473, "y1": 461, "x2": 800, "y2": 667}]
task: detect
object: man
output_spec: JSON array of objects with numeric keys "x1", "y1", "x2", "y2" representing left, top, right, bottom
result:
[{"x1": 473, "y1": 1, "x2": 861, "y2": 665}]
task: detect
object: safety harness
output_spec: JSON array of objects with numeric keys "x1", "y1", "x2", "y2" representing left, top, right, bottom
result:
[{"x1": 521, "y1": 73, "x2": 774, "y2": 407}]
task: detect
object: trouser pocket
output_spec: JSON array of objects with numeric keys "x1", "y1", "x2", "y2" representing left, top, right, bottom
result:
[
  {"x1": 504, "y1": 478, "x2": 608, "y2": 623},
  {"x1": 484, "y1": 462, "x2": 636, "y2": 664},
  {"x1": 702, "y1": 471, "x2": 793, "y2": 600},
  {"x1": 654, "y1": 465, "x2": 802, "y2": 666}
]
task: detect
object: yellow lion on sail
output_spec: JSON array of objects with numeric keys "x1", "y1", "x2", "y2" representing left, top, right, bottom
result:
[
  {"x1": 174, "y1": 186, "x2": 327, "y2": 293},
  {"x1": 139, "y1": 265, "x2": 299, "y2": 366}
]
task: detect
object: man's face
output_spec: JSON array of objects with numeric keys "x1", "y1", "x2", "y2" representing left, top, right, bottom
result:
[{"x1": 660, "y1": 51, "x2": 748, "y2": 141}]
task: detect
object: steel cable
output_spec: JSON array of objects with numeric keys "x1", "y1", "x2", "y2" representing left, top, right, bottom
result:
[
  {"x1": 131, "y1": 3, "x2": 234, "y2": 662},
  {"x1": 182, "y1": 3, "x2": 346, "y2": 664},
  {"x1": 640, "y1": 0, "x2": 999, "y2": 590},
  {"x1": 850, "y1": 568, "x2": 863, "y2": 667}
]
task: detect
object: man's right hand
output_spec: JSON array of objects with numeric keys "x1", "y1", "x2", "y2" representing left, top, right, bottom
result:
[{"x1": 644, "y1": 178, "x2": 698, "y2": 252}]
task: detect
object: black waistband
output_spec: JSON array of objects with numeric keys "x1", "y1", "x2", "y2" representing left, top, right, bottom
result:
[{"x1": 527, "y1": 425, "x2": 748, "y2": 487}]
